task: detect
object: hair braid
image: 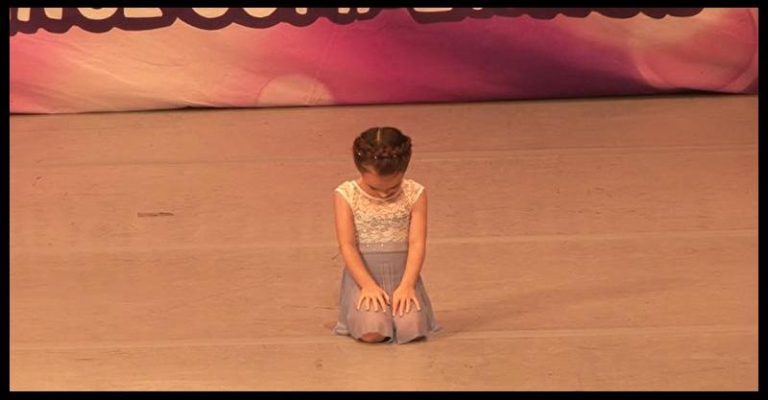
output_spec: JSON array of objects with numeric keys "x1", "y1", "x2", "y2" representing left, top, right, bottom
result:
[{"x1": 352, "y1": 127, "x2": 412, "y2": 175}]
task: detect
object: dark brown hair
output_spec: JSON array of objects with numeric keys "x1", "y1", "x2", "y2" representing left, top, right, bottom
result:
[{"x1": 353, "y1": 127, "x2": 412, "y2": 176}]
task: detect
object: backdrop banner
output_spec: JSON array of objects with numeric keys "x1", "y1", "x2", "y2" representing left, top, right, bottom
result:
[{"x1": 9, "y1": 8, "x2": 759, "y2": 114}]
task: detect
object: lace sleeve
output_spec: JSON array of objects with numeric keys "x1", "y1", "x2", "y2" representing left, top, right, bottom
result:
[
  {"x1": 334, "y1": 182, "x2": 354, "y2": 208},
  {"x1": 406, "y1": 180, "x2": 425, "y2": 208}
]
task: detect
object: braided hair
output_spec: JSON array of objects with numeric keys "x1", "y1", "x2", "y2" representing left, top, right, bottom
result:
[{"x1": 353, "y1": 127, "x2": 412, "y2": 176}]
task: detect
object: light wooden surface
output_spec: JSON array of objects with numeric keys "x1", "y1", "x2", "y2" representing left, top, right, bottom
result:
[{"x1": 10, "y1": 95, "x2": 758, "y2": 390}]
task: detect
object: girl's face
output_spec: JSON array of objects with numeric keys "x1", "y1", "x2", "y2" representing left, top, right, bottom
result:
[{"x1": 359, "y1": 167, "x2": 404, "y2": 200}]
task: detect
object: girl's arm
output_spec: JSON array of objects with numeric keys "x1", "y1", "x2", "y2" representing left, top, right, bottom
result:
[
  {"x1": 401, "y1": 189, "x2": 428, "y2": 288},
  {"x1": 334, "y1": 192, "x2": 379, "y2": 290}
]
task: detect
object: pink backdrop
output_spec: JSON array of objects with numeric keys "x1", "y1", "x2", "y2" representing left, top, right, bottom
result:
[{"x1": 9, "y1": 8, "x2": 759, "y2": 114}]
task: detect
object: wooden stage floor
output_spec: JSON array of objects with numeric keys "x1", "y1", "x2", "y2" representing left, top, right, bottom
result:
[{"x1": 9, "y1": 94, "x2": 758, "y2": 390}]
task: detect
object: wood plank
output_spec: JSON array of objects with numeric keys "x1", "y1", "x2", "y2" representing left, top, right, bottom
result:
[{"x1": 10, "y1": 95, "x2": 758, "y2": 390}]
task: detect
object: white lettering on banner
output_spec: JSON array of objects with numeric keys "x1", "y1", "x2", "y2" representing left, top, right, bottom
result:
[
  {"x1": 192, "y1": 8, "x2": 229, "y2": 18},
  {"x1": 124, "y1": 8, "x2": 163, "y2": 18},
  {"x1": 9, "y1": 7, "x2": 706, "y2": 36},
  {"x1": 16, "y1": 7, "x2": 31, "y2": 22},
  {"x1": 43, "y1": 8, "x2": 63, "y2": 20},
  {"x1": 338, "y1": 8, "x2": 371, "y2": 15},
  {"x1": 243, "y1": 8, "x2": 277, "y2": 18},
  {"x1": 78, "y1": 8, "x2": 118, "y2": 20},
  {"x1": 412, "y1": 8, "x2": 453, "y2": 13}
]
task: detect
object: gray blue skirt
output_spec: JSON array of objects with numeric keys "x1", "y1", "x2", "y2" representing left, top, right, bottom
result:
[{"x1": 333, "y1": 244, "x2": 440, "y2": 344}]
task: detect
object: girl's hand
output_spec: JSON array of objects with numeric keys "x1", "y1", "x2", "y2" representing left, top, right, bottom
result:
[
  {"x1": 392, "y1": 285, "x2": 422, "y2": 317},
  {"x1": 357, "y1": 284, "x2": 390, "y2": 313}
]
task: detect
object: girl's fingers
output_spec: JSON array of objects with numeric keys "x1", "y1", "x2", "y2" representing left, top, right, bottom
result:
[
  {"x1": 358, "y1": 289, "x2": 392, "y2": 312},
  {"x1": 405, "y1": 298, "x2": 411, "y2": 314},
  {"x1": 414, "y1": 297, "x2": 422, "y2": 311}
]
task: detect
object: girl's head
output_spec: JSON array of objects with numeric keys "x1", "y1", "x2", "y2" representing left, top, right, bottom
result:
[{"x1": 353, "y1": 127, "x2": 412, "y2": 199}]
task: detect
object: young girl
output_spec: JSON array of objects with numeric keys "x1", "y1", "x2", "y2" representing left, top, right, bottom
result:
[{"x1": 332, "y1": 126, "x2": 440, "y2": 344}]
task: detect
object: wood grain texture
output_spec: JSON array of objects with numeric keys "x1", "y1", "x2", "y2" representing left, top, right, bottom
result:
[{"x1": 10, "y1": 94, "x2": 757, "y2": 390}]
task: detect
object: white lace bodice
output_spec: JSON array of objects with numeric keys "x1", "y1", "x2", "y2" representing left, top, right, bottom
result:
[{"x1": 335, "y1": 178, "x2": 425, "y2": 252}]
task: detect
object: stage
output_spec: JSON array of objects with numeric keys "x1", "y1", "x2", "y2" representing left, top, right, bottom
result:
[{"x1": 9, "y1": 94, "x2": 758, "y2": 390}]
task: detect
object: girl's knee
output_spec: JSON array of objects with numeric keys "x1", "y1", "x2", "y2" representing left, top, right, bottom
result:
[
  {"x1": 349, "y1": 305, "x2": 391, "y2": 325},
  {"x1": 359, "y1": 332, "x2": 388, "y2": 343},
  {"x1": 348, "y1": 310, "x2": 392, "y2": 342},
  {"x1": 394, "y1": 311, "x2": 427, "y2": 336}
]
